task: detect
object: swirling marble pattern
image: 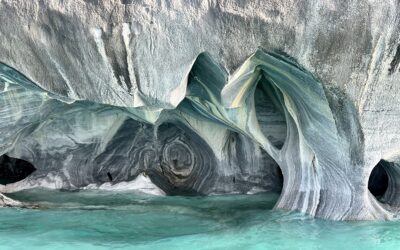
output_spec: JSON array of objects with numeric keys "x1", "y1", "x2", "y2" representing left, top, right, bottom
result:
[
  {"x1": 0, "y1": 47, "x2": 399, "y2": 221},
  {"x1": 148, "y1": 122, "x2": 217, "y2": 195},
  {"x1": 0, "y1": 72, "x2": 281, "y2": 195}
]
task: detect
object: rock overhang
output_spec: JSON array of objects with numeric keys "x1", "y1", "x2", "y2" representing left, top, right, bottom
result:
[{"x1": 0, "y1": 0, "x2": 399, "y2": 221}]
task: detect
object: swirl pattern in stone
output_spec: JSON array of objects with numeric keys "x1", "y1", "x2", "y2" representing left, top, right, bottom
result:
[{"x1": 0, "y1": 49, "x2": 399, "y2": 221}]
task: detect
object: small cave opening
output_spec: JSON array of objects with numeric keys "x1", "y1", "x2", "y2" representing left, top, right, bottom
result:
[
  {"x1": 251, "y1": 146, "x2": 284, "y2": 210},
  {"x1": 0, "y1": 154, "x2": 36, "y2": 185},
  {"x1": 107, "y1": 172, "x2": 113, "y2": 182},
  {"x1": 224, "y1": 131, "x2": 284, "y2": 196},
  {"x1": 260, "y1": 148, "x2": 284, "y2": 194},
  {"x1": 275, "y1": 165, "x2": 284, "y2": 192},
  {"x1": 368, "y1": 160, "x2": 389, "y2": 199},
  {"x1": 254, "y1": 76, "x2": 287, "y2": 149}
]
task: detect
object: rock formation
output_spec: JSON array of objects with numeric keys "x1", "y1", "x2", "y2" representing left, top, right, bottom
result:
[
  {"x1": 0, "y1": 193, "x2": 24, "y2": 207},
  {"x1": 0, "y1": 0, "x2": 399, "y2": 220}
]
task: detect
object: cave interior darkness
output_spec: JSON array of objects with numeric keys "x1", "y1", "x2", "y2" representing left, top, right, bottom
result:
[
  {"x1": 0, "y1": 154, "x2": 36, "y2": 185},
  {"x1": 368, "y1": 160, "x2": 389, "y2": 199}
]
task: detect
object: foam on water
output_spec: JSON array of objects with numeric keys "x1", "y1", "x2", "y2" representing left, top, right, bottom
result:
[{"x1": 0, "y1": 189, "x2": 399, "y2": 250}]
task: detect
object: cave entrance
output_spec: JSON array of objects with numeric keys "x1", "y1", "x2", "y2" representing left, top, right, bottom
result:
[
  {"x1": 368, "y1": 160, "x2": 389, "y2": 199},
  {"x1": 0, "y1": 155, "x2": 36, "y2": 185},
  {"x1": 224, "y1": 130, "x2": 284, "y2": 196},
  {"x1": 254, "y1": 76, "x2": 287, "y2": 150},
  {"x1": 259, "y1": 147, "x2": 284, "y2": 194}
]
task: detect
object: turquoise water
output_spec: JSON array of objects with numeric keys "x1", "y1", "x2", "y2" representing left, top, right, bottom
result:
[{"x1": 0, "y1": 190, "x2": 399, "y2": 250}]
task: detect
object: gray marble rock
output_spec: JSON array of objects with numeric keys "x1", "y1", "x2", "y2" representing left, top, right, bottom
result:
[
  {"x1": 0, "y1": 192, "x2": 37, "y2": 208},
  {"x1": 0, "y1": 61, "x2": 282, "y2": 196},
  {"x1": 0, "y1": 0, "x2": 399, "y2": 220},
  {"x1": 0, "y1": 193, "x2": 23, "y2": 207}
]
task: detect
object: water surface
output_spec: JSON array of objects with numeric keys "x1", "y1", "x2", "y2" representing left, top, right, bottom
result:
[{"x1": 0, "y1": 189, "x2": 399, "y2": 250}]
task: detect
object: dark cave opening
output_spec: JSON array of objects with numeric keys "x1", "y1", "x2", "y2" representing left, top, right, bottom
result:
[
  {"x1": 223, "y1": 130, "x2": 284, "y2": 196},
  {"x1": 0, "y1": 155, "x2": 36, "y2": 185},
  {"x1": 259, "y1": 147, "x2": 284, "y2": 194},
  {"x1": 368, "y1": 160, "x2": 389, "y2": 199},
  {"x1": 275, "y1": 165, "x2": 284, "y2": 193},
  {"x1": 107, "y1": 172, "x2": 113, "y2": 182},
  {"x1": 254, "y1": 76, "x2": 287, "y2": 150}
]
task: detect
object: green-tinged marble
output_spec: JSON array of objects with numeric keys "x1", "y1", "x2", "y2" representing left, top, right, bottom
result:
[{"x1": 0, "y1": 50, "x2": 396, "y2": 219}]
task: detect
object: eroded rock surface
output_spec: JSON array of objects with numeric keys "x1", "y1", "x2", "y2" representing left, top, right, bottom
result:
[
  {"x1": 0, "y1": 193, "x2": 20, "y2": 207},
  {"x1": 0, "y1": 0, "x2": 399, "y2": 219}
]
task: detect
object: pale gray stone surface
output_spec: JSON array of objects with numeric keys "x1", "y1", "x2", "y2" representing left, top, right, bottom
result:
[
  {"x1": 0, "y1": 0, "x2": 399, "y2": 220},
  {"x1": 0, "y1": 193, "x2": 21, "y2": 207}
]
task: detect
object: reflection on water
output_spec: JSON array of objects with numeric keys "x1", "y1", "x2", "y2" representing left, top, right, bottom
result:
[{"x1": 0, "y1": 189, "x2": 399, "y2": 250}]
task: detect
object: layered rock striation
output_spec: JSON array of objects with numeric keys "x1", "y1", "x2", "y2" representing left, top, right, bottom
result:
[{"x1": 0, "y1": 0, "x2": 400, "y2": 220}]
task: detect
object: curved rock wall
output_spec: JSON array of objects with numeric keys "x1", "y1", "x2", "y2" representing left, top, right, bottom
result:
[
  {"x1": 0, "y1": 61, "x2": 283, "y2": 196},
  {"x1": 0, "y1": 0, "x2": 399, "y2": 221}
]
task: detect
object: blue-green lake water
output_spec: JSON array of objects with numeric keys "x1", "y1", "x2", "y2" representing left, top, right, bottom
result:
[{"x1": 0, "y1": 189, "x2": 399, "y2": 250}]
